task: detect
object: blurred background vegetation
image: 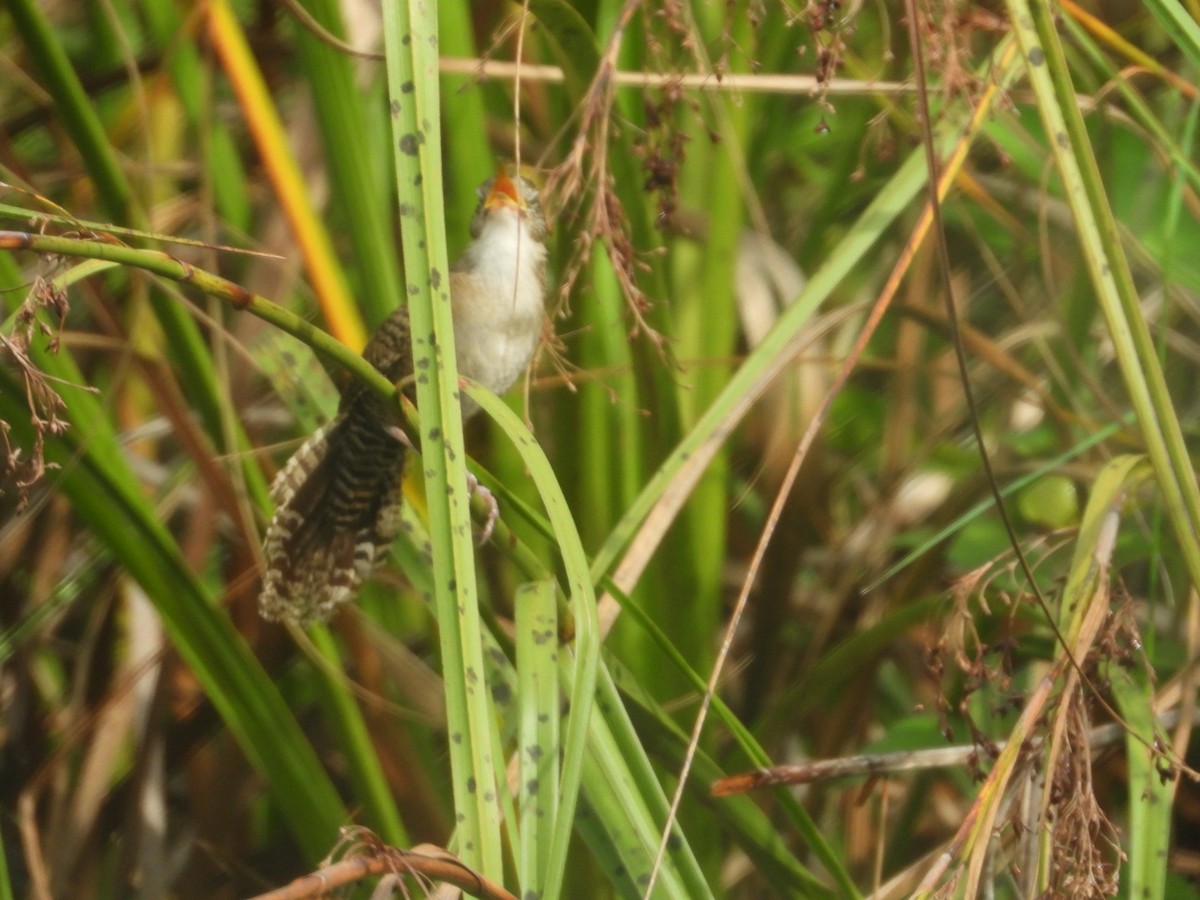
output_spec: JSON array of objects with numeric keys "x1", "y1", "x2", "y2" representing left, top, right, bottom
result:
[{"x1": 2, "y1": 0, "x2": 1200, "y2": 897}]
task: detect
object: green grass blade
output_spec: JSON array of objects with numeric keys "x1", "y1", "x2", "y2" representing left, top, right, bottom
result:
[
  {"x1": 515, "y1": 579, "x2": 561, "y2": 893},
  {"x1": 307, "y1": 626, "x2": 408, "y2": 845},
  {"x1": 381, "y1": 0, "x2": 503, "y2": 875},
  {"x1": 294, "y1": 0, "x2": 404, "y2": 327},
  {"x1": 1112, "y1": 665, "x2": 1172, "y2": 899},
  {"x1": 467, "y1": 384, "x2": 602, "y2": 899},
  {"x1": 140, "y1": 0, "x2": 252, "y2": 231},
  {"x1": 437, "y1": 0, "x2": 492, "y2": 245},
  {"x1": 1142, "y1": 0, "x2": 1200, "y2": 70},
  {"x1": 6, "y1": 0, "x2": 134, "y2": 219},
  {"x1": 577, "y1": 667, "x2": 714, "y2": 899},
  {"x1": 1007, "y1": 0, "x2": 1200, "y2": 590}
]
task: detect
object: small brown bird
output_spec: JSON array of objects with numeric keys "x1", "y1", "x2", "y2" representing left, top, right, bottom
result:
[{"x1": 259, "y1": 171, "x2": 548, "y2": 624}]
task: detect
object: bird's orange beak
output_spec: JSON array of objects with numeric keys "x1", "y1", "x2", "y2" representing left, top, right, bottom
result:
[{"x1": 484, "y1": 169, "x2": 522, "y2": 211}]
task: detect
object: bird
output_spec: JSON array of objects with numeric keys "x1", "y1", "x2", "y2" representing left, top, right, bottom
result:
[{"x1": 258, "y1": 170, "x2": 548, "y2": 625}]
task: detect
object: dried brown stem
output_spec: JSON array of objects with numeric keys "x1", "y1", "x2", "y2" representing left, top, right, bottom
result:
[{"x1": 246, "y1": 832, "x2": 517, "y2": 900}]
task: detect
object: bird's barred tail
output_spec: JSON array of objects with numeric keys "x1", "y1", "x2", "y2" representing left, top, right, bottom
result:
[{"x1": 259, "y1": 416, "x2": 404, "y2": 624}]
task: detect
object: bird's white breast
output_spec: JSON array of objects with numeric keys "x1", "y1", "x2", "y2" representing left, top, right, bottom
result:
[{"x1": 451, "y1": 208, "x2": 547, "y2": 397}]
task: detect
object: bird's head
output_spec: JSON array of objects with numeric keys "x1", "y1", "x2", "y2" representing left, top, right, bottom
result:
[{"x1": 471, "y1": 169, "x2": 548, "y2": 242}]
